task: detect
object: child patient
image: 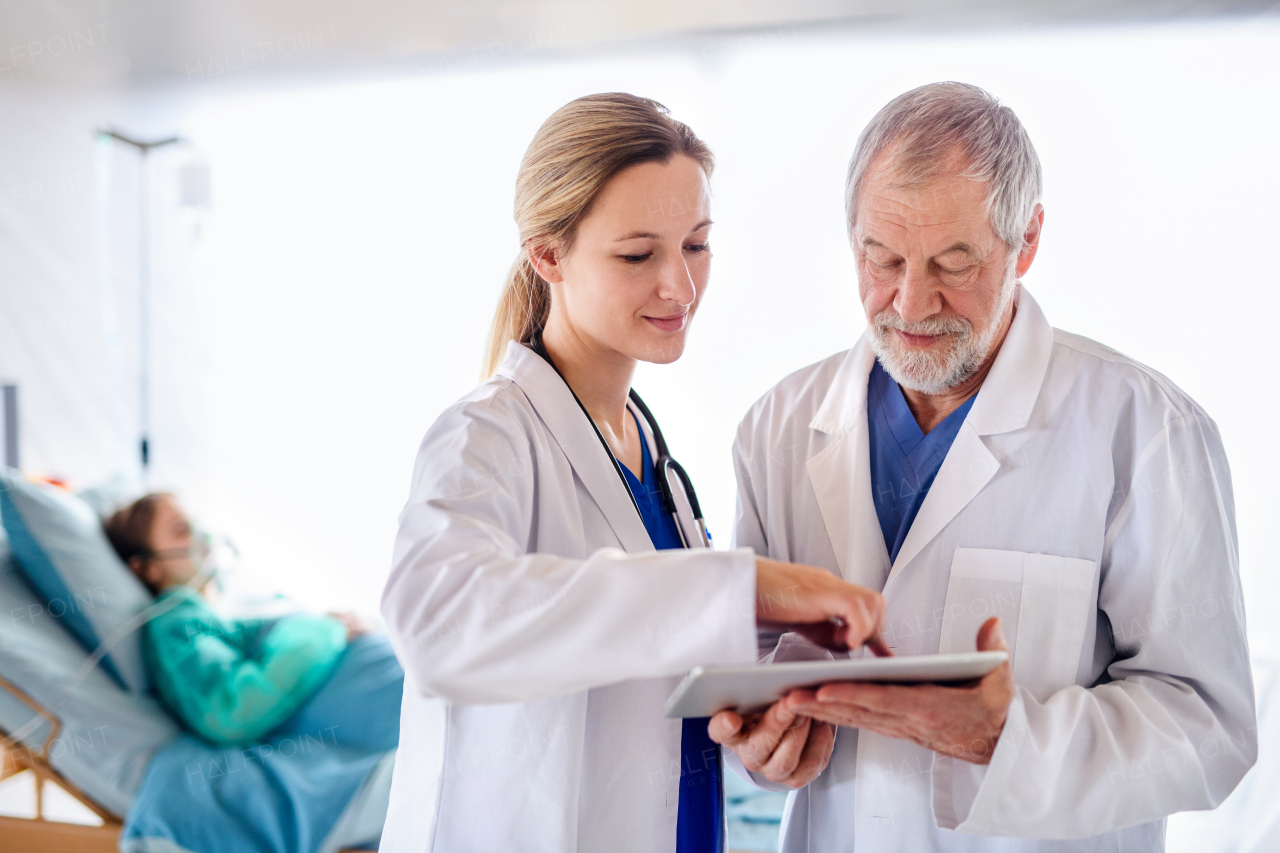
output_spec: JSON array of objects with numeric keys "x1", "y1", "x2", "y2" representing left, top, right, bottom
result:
[{"x1": 105, "y1": 493, "x2": 370, "y2": 746}]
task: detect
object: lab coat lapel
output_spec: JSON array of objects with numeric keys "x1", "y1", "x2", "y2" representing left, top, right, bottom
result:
[
  {"x1": 884, "y1": 424, "x2": 999, "y2": 588},
  {"x1": 806, "y1": 341, "x2": 892, "y2": 591},
  {"x1": 496, "y1": 341, "x2": 653, "y2": 553},
  {"x1": 883, "y1": 286, "x2": 1056, "y2": 589}
]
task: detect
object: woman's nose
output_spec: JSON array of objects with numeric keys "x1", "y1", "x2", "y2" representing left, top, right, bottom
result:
[{"x1": 658, "y1": 253, "x2": 697, "y2": 306}]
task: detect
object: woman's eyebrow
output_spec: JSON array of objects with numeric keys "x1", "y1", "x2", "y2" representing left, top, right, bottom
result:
[{"x1": 615, "y1": 220, "x2": 713, "y2": 242}]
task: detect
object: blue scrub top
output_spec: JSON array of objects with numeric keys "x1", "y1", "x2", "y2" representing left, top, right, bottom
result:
[
  {"x1": 619, "y1": 412, "x2": 685, "y2": 551},
  {"x1": 619, "y1": 410, "x2": 723, "y2": 853},
  {"x1": 868, "y1": 360, "x2": 977, "y2": 564}
]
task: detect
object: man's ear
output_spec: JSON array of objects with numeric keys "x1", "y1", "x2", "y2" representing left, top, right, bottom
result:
[
  {"x1": 1014, "y1": 205, "x2": 1045, "y2": 277},
  {"x1": 528, "y1": 241, "x2": 565, "y2": 284}
]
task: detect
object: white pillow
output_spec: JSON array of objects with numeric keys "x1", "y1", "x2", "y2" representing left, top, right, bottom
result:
[
  {"x1": 0, "y1": 468, "x2": 151, "y2": 691},
  {"x1": 77, "y1": 471, "x2": 143, "y2": 522}
]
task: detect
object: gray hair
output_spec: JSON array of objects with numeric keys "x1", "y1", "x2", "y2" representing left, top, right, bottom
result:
[{"x1": 845, "y1": 82, "x2": 1042, "y2": 253}]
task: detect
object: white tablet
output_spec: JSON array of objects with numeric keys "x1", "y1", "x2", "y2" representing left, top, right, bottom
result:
[{"x1": 663, "y1": 651, "x2": 1008, "y2": 718}]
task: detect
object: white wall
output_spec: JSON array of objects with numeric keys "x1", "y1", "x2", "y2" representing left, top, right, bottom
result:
[
  {"x1": 0, "y1": 84, "x2": 212, "y2": 498},
  {"x1": 4, "y1": 16, "x2": 1278, "y2": 849},
  {"x1": 0, "y1": 88, "x2": 125, "y2": 481},
  {"x1": 132, "y1": 21, "x2": 1279, "y2": 654},
  {"x1": 8, "y1": 19, "x2": 1278, "y2": 644}
]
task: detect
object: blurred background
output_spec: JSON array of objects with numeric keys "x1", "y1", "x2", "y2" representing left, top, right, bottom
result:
[{"x1": 1, "y1": 1, "x2": 1278, "y2": 850}]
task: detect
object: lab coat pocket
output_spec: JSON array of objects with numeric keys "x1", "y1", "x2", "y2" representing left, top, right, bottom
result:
[{"x1": 938, "y1": 548, "x2": 1097, "y2": 703}]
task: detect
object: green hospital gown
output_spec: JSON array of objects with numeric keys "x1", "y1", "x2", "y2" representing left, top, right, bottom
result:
[{"x1": 143, "y1": 586, "x2": 348, "y2": 746}]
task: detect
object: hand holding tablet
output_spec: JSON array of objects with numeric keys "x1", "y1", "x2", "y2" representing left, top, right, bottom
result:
[{"x1": 705, "y1": 616, "x2": 1016, "y2": 774}]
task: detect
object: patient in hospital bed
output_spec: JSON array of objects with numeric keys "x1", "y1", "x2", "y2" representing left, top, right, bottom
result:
[{"x1": 104, "y1": 492, "x2": 377, "y2": 746}]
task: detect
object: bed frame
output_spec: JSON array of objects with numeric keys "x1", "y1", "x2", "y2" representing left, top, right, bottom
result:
[
  {"x1": 0, "y1": 675, "x2": 373, "y2": 853},
  {"x1": 1, "y1": 382, "x2": 373, "y2": 851},
  {"x1": 1, "y1": 673, "x2": 124, "y2": 852}
]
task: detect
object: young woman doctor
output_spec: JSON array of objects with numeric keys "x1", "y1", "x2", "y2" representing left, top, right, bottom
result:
[{"x1": 380, "y1": 93, "x2": 887, "y2": 853}]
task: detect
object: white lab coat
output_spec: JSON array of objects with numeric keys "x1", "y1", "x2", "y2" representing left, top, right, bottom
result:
[
  {"x1": 380, "y1": 340, "x2": 757, "y2": 852},
  {"x1": 733, "y1": 287, "x2": 1257, "y2": 851}
]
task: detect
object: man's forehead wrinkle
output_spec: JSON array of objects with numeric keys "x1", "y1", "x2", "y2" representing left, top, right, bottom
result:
[
  {"x1": 859, "y1": 207, "x2": 996, "y2": 261},
  {"x1": 873, "y1": 192, "x2": 930, "y2": 217},
  {"x1": 863, "y1": 193, "x2": 980, "y2": 232},
  {"x1": 861, "y1": 187, "x2": 932, "y2": 227}
]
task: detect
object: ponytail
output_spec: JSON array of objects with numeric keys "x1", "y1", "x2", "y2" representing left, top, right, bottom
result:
[
  {"x1": 480, "y1": 92, "x2": 714, "y2": 379},
  {"x1": 483, "y1": 252, "x2": 550, "y2": 379}
]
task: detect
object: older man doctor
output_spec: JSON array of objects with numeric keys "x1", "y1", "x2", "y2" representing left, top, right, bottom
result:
[{"x1": 712, "y1": 82, "x2": 1257, "y2": 850}]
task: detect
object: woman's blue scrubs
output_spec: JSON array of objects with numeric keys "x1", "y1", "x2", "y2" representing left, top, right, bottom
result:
[{"x1": 620, "y1": 411, "x2": 723, "y2": 853}]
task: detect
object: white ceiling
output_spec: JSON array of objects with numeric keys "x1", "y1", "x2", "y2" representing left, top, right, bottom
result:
[{"x1": 1, "y1": 0, "x2": 1277, "y2": 90}]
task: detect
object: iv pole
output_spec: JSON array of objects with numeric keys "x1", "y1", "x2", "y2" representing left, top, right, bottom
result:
[{"x1": 97, "y1": 129, "x2": 183, "y2": 477}]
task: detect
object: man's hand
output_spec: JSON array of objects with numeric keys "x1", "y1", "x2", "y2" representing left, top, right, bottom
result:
[
  {"x1": 756, "y1": 558, "x2": 891, "y2": 654},
  {"x1": 709, "y1": 694, "x2": 835, "y2": 788},
  {"x1": 788, "y1": 617, "x2": 1014, "y2": 764}
]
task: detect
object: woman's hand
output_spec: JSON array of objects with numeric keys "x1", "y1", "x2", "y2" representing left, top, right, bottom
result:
[
  {"x1": 755, "y1": 558, "x2": 889, "y2": 654},
  {"x1": 327, "y1": 611, "x2": 374, "y2": 641}
]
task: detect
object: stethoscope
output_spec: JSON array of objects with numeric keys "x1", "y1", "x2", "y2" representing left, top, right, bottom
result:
[{"x1": 529, "y1": 332, "x2": 711, "y2": 550}]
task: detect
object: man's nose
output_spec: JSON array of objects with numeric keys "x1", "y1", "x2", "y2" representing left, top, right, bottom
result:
[{"x1": 893, "y1": 264, "x2": 940, "y2": 324}]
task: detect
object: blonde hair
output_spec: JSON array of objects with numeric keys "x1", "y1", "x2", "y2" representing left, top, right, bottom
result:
[{"x1": 482, "y1": 93, "x2": 714, "y2": 378}]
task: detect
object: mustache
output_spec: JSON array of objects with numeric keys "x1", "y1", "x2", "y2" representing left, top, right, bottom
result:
[{"x1": 873, "y1": 310, "x2": 972, "y2": 338}]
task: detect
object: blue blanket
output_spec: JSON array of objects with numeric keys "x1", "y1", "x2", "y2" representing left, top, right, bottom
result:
[{"x1": 122, "y1": 634, "x2": 404, "y2": 853}]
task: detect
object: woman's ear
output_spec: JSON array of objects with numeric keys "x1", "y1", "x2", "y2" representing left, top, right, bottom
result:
[
  {"x1": 528, "y1": 241, "x2": 565, "y2": 284},
  {"x1": 127, "y1": 557, "x2": 155, "y2": 594},
  {"x1": 130, "y1": 557, "x2": 159, "y2": 590}
]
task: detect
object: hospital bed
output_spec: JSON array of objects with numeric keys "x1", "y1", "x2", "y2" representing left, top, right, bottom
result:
[
  {"x1": 0, "y1": 668, "x2": 391, "y2": 853},
  {"x1": 0, "y1": 448, "x2": 397, "y2": 853}
]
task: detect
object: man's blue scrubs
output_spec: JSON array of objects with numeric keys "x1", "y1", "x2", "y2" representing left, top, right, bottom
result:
[
  {"x1": 619, "y1": 410, "x2": 723, "y2": 853},
  {"x1": 867, "y1": 360, "x2": 977, "y2": 562}
]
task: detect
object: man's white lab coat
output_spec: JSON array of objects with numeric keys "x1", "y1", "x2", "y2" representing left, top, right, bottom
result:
[{"x1": 733, "y1": 287, "x2": 1256, "y2": 850}]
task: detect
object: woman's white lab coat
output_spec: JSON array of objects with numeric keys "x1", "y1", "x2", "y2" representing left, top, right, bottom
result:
[
  {"x1": 379, "y1": 341, "x2": 757, "y2": 852},
  {"x1": 732, "y1": 288, "x2": 1257, "y2": 851}
]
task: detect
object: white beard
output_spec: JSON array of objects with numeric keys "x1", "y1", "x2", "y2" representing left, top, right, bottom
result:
[{"x1": 869, "y1": 269, "x2": 1018, "y2": 395}]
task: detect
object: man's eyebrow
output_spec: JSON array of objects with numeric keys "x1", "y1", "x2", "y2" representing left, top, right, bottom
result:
[
  {"x1": 861, "y1": 238, "x2": 979, "y2": 259},
  {"x1": 615, "y1": 220, "x2": 713, "y2": 242},
  {"x1": 935, "y1": 241, "x2": 979, "y2": 259}
]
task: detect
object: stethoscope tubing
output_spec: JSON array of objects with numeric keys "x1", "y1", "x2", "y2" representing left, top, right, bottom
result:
[
  {"x1": 626, "y1": 391, "x2": 705, "y2": 521},
  {"x1": 527, "y1": 334, "x2": 706, "y2": 540}
]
